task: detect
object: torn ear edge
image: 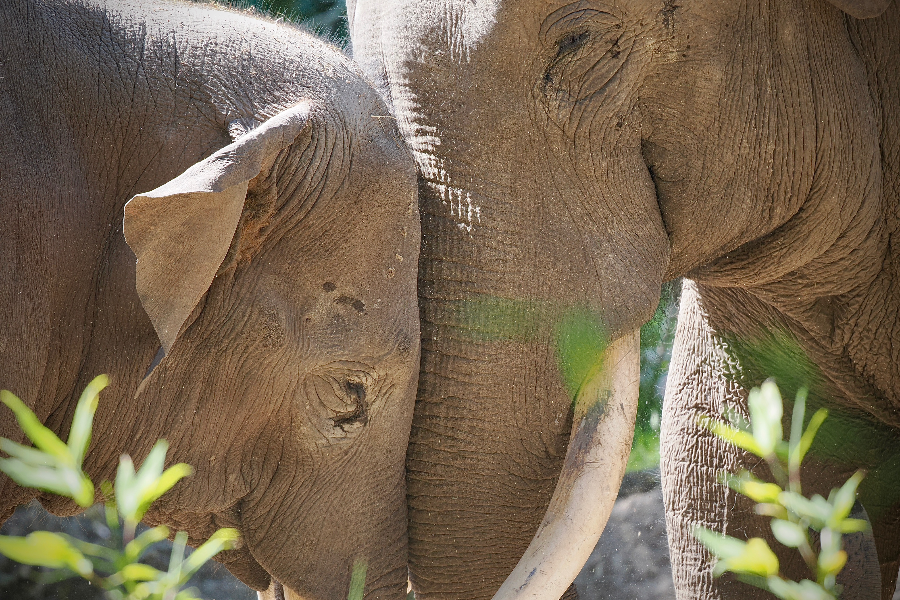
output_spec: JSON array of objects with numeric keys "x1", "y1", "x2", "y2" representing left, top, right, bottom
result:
[
  {"x1": 825, "y1": 0, "x2": 891, "y2": 18},
  {"x1": 124, "y1": 102, "x2": 315, "y2": 355}
]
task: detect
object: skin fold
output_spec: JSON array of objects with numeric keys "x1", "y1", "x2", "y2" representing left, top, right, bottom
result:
[
  {"x1": 349, "y1": 0, "x2": 900, "y2": 598},
  {"x1": 0, "y1": 2, "x2": 420, "y2": 599}
]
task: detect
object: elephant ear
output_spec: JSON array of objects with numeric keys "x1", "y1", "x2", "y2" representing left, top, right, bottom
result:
[
  {"x1": 825, "y1": 0, "x2": 890, "y2": 18},
  {"x1": 124, "y1": 102, "x2": 313, "y2": 354}
]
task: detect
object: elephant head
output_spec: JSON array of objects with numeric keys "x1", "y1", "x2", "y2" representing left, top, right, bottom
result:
[
  {"x1": 0, "y1": 2, "x2": 420, "y2": 599},
  {"x1": 349, "y1": 0, "x2": 898, "y2": 598},
  {"x1": 121, "y1": 98, "x2": 420, "y2": 600}
]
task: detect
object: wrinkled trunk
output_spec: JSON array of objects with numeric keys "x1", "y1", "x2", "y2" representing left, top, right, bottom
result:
[
  {"x1": 406, "y1": 157, "x2": 652, "y2": 599},
  {"x1": 349, "y1": 8, "x2": 669, "y2": 596},
  {"x1": 405, "y1": 175, "x2": 575, "y2": 600},
  {"x1": 408, "y1": 299, "x2": 576, "y2": 600},
  {"x1": 408, "y1": 292, "x2": 641, "y2": 600}
]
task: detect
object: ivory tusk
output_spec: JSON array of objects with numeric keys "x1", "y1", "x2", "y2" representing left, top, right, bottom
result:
[{"x1": 491, "y1": 330, "x2": 641, "y2": 600}]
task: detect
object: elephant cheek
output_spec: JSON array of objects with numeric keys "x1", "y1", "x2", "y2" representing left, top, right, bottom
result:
[{"x1": 239, "y1": 448, "x2": 410, "y2": 600}]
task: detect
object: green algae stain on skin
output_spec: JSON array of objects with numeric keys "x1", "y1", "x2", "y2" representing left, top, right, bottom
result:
[
  {"x1": 454, "y1": 294, "x2": 611, "y2": 402},
  {"x1": 553, "y1": 307, "x2": 609, "y2": 403}
]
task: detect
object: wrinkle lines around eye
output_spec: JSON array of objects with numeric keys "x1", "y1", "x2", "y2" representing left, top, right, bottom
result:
[
  {"x1": 539, "y1": 5, "x2": 621, "y2": 46},
  {"x1": 567, "y1": 43, "x2": 638, "y2": 147}
]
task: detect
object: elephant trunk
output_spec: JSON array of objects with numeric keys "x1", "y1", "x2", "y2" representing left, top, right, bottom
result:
[{"x1": 490, "y1": 331, "x2": 641, "y2": 600}]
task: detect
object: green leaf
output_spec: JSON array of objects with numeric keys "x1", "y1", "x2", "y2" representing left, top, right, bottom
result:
[
  {"x1": 115, "y1": 454, "x2": 138, "y2": 522},
  {"x1": 0, "y1": 458, "x2": 94, "y2": 506},
  {"x1": 810, "y1": 494, "x2": 833, "y2": 526},
  {"x1": 779, "y1": 491, "x2": 829, "y2": 527},
  {"x1": 0, "y1": 438, "x2": 55, "y2": 466},
  {"x1": 839, "y1": 518, "x2": 869, "y2": 534},
  {"x1": 818, "y1": 549, "x2": 847, "y2": 578},
  {"x1": 0, "y1": 531, "x2": 93, "y2": 576},
  {"x1": 694, "y1": 526, "x2": 748, "y2": 560},
  {"x1": 695, "y1": 528, "x2": 780, "y2": 579},
  {"x1": 116, "y1": 440, "x2": 191, "y2": 523},
  {"x1": 124, "y1": 525, "x2": 170, "y2": 563},
  {"x1": 699, "y1": 417, "x2": 765, "y2": 457},
  {"x1": 180, "y1": 528, "x2": 240, "y2": 580},
  {"x1": 748, "y1": 381, "x2": 783, "y2": 457},
  {"x1": 137, "y1": 463, "x2": 193, "y2": 519},
  {"x1": 755, "y1": 503, "x2": 788, "y2": 520},
  {"x1": 62, "y1": 532, "x2": 119, "y2": 563},
  {"x1": 100, "y1": 479, "x2": 116, "y2": 506},
  {"x1": 167, "y1": 530, "x2": 189, "y2": 586},
  {"x1": 766, "y1": 577, "x2": 834, "y2": 600},
  {"x1": 771, "y1": 519, "x2": 806, "y2": 548},
  {"x1": 796, "y1": 579, "x2": 836, "y2": 600},
  {"x1": 129, "y1": 581, "x2": 153, "y2": 599},
  {"x1": 798, "y1": 408, "x2": 829, "y2": 464},
  {"x1": 67, "y1": 374, "x2": 108, "y2": 466},
  {"x1": 725, "y1": 472, "x2": 783, "y2": 504},
  {"x1": 773, "y1": 440, "x2": 790, "y2": 464},
  {"x1": 829, "y1": 471, "x2": 865, "y2": 527},
  {"x1": 788, "y1": 387, "x2": 808, "y2": 474},
  {"x1": 0, "y1": 390, "x2": 71, "y2": 461},
  {"x1": 118, "y1": 562, "x2": 163, "y2": 582},
  {"x1": 132, "y1": 441, "x2": 168, "y2": 501},
  {"x1": 348, "y1": 559, "x2": 368, "y2": 600},
  {"x1": 716, "y1": 538, "x2": 780, "y2": 578},
  {"x1": 765, "y1": 576, "x2": 801, "y2": 600},
  {"x1": 818, "y1": 526, "x2": 842, "y2": 557}
]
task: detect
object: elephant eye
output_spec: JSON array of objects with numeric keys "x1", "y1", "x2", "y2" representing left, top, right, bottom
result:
[
  {"x1": 556, "y1": 31, "x2": 590, "y2": 57},
  {"x1": 538, "y1": 9, "x2": 626, "y2": 112},
  {"x1": 331, "y1": 379, "x2": 369, "y2": 432},
  {"x1": 302, "y1": 362, "x2": 379, "y2": 440}
]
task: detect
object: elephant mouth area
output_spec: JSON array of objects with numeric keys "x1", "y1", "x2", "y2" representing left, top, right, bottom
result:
[
  {"x1": 268, "y1": 579, "x2": 331, "y2": 600},
  {"x1": 210, "y1": 542, "x2": 272, "y2": 592}
]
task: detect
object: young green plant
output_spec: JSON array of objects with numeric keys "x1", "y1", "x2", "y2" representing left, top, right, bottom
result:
[
  {"x1": 694, "y1": 381, "x2": 869, "y2": 600},
  {"x1": 0, "y1": 375, "x2": 239, "y2": 600}
]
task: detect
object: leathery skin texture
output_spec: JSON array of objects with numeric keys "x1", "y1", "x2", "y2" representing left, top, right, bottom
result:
[
  {"x1": 1, "y1": 2, "x2": 420, "y2": 599},
  {"x1": 349, "y1": 0, "x2": 900, "y2": 598}
]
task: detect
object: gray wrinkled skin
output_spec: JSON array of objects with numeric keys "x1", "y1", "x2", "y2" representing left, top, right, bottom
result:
[
  {"x1": 349, "y1": 0, "x2": 900, "y2": 598},
  {"x1": 0, "y1": 2, "x2": 420, "y2": 600}
]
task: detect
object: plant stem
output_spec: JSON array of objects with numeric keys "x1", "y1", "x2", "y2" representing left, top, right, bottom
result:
[
  {"x1": 796, "y1": 529, "x2": 818, "y2": 576},
  {"x1": 768, "y1": 457, "x2": 789, "y2": 489},
  {"x1": 123, "y1": 519, "x2": 136, "y2": 546}
]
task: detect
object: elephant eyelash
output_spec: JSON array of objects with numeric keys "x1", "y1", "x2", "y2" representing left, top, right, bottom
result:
[
  {"x1": 303, "y1": 363, "x2": 378, "y2": 437},
  {"x1": 556, "y1": 30, "x2": 590, "y2": 58},
  {"x1": 540, "y1": 26, "x2": 631, "y2": 114},
  {"x1": 330, "y1": 380, "x2": 369, "y2": 431},
  {"x1": 541, "y1": 29, "x2": 592, "y2": 96},
  {"x1": 345, "y1": 379, "x2": 366, "y2": 401}
]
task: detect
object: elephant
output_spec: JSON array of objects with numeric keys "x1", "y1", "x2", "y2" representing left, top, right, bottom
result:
[
  {"x1": 0, "y1": 1, "x2": 421, "y2": 599},
  {"x1": 349, "y1": 0, "x2": 900, "y2": 599}
]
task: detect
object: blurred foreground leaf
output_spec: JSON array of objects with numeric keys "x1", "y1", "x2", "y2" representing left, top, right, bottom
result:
[
  {"x1": 0, "y1": 376, "x2": 240, "y2": 600},
  {"x1": 695, "y1": 381, "x2": 869, "y2": 600}
]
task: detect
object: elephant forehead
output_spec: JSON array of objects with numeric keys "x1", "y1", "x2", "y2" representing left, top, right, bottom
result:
[
  {"x1": 243, "y1": 272, "x2": 416, "y2": 360},
  {"x1": 377, "y1": 0, "x2": 501, "y2": 57},
  {"x1": 378, "y1": 0, "x2": 660, "y2": 67}
]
